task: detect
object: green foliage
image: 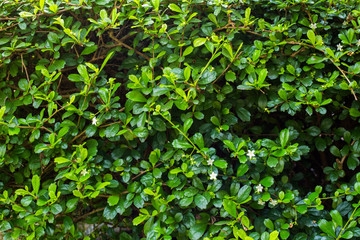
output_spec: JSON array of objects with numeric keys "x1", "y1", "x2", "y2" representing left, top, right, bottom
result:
[{"x1": 2, "y1": 0, "x2": 360, "y2": 239}]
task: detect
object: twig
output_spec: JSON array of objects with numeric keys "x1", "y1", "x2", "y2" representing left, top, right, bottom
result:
[
  {"x1": 17, "y1": 125, "x2": 55, "y2": 135},
  {"x1": 0, "y1": 23, "x2": 19, "y2": 32},
  {"x1": 20, "y1": 54, "x2": 35, "y2": 102},
  {"x1": 214, "y1": 25, "x2": 250, "y2": 32},
  {"x1": 108, "y1": 30, "x2": 150, "y2": 61},
  {"x1": 131, "y1": 162, "x2": 163, "y2": 181},
  {"x1": 336, "y1": 140, "x2": 356, "y2": 169},
  {"x1": 74, "y1": 207, "x2": 105, "y2": 222},
  {"x1": 212, "y1": 51, "x2": 243, "y2": 85},
  {"x1": 69, "y1": 130, "x2": 86, "y2": 144},
  {"x1": 330, "y1": 59, "x2": 358, "y2": 100}
]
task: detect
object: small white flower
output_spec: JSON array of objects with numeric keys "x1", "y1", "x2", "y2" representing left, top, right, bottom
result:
[
  {"x1": 256, "y1": 184, "x2": 264, "y2": 193},
  {"x1": 258, "y1": 199, "x2": 265, "y2": 206},
  {"x1": 246, "y1": 150, "x2": 255, "y2": 159},
  {"x1": 357, "y1": 39, "x2": 360, "y2": 47},
  {"x1": 209, "y1": 172, "x2": 217, "y2": 180},
  {"x1": 337, "y1": 43, "x2": 343, "y2": 51},
  {"x1": 207, "y1": 158, "x2": 214, "y2": 166},
  {"x1": 81, "y1": 169, "x2": 88, "y2": 176},
  {"x1": 269, "y1": 199, "x2": 278, "y2": 207},
  {"x1": 92, "y1": 117, "x2": 98, "y2": 125},
  {"x1": 310, "y1": 23, "x2": 317, "y2": 30}
]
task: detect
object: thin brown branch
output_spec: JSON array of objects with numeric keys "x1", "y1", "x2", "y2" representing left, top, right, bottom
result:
[
  {"x1": 108, "y1": 30, "x2": 151, "y2": 61},
  {"x1": 330, "y1": 60, "x2": 358, "y2": 100},
  {"x1": 337, "y1": 140, "x2": 356, "y2": 169},
  {"x1": 0, "y1": 23, "x2": 19, "y2": 32},
  {"x1": 74, "y1": 207, "x2": 105, "y2": 222},
  {"x1": 69, "y1": 130, "x2": 86, "y2": 144},
  {"x1": 212, "y1": 51, "x2": 243, "y2": 85},
  {"x1": 20, "y1": 54, "x2": 35, "y2": 102},
  {"x1": 131, "y1": 162, "x2": 163, "y2": 181}
]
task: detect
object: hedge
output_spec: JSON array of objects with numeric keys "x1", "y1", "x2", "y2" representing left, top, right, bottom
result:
[{"x1": 1, "y1": 0, "x2": 360, "y2": 239}]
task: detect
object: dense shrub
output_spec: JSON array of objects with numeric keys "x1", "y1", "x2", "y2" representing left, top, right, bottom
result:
[{"x1": 2, "y1": 0, "x2": 360, "y2": 239}]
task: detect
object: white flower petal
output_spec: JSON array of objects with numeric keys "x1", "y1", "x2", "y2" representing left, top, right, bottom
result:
[
  {"x1": 337, "y1": 44, "x2": 343, "y2": 51},
  {"x1": 255, "y1": 184, "x2": 263, "y2": 193},
  {"x1": 92, "y1": 117, "x2": 98, "y2": 125},
  {"x1": 246, "y1": 150, "x2": 255, "y2": 159},
  {"x1": 207, "y1": 159, "x2": 214, "y2": 166},
  {"x1": 209, "y1": 172, "x2": 217, "y2": 180}
]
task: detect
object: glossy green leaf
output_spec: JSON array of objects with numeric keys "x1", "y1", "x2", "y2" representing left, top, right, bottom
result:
[
  {"x1": 214, "y1": 159, "x2": 227, "y2": 168},
  {"x1": 172, "y1": 139, "x2": 193, "y2": 149},
  {"x1": 81, "y1": 45, "x2": 98, "y2": 55},
  {"x1": 318, "y1": 219, "x2": 336, "y2": 238},
  {"x1": 194, "y1": 194, "x2": 208, "y2": 209},
  {"x1": 126, "y1": 90, "x2": 147, "y2": 102},
  {"x1": 188, "y1": 223, "x2": 207, "y2": 240},
  {"x1": 133, "y1": 127, "x2": 149, "y2": 138},
  {"x1": 236, "y1": 107, "x2": 251, "y2": 122},
  {"x1": 193, "y1": 38, "x2": 207, "y2": 47},
  {"x1": 330, "y1": 210, "x2": 343, "y2": 227},
  {"x1": 307, "y1": 30, "x2": 316, "y2": 45},
  {"x1": 223, "y1": 199, "x2": 237, "y2": 218},
  {"x1": 260, "y1": 176, "x2": 274, "y2": 187},
  {"x1": 279, "y1": 128, "x2": 289, "y2": 147},
  {"x1": 105, "y1": 123, "x2": 120, "y2": 138}
]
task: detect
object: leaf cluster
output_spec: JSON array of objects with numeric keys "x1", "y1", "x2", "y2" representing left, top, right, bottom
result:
[{"x1": 2, "y1": 0, "x2": 360, "y2": 239}]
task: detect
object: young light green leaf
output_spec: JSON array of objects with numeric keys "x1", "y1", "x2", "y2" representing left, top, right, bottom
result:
[
  {"x1": 54, "y1": 157, "x2": 71, "y2": 164},
  {"x1": 133, "y1": 214, "x2": 148, "y2": 226},
  {"x1": 193, "y1": 38, "x2": 207, "y2": 47},
  {"x1": 208, "y1": 13, "x2": 218, "y2": 26},
  {"x1": 99, "y1": 51, "x2": 114, "y2": 73},
  {"x1": 258, "y1": 68, "x2": 268, "y2": 84},
  {"x1": 269, "y1": 230, "x2": 279, "y2": 240},
  {"x1": 307, "y1": 30, "x2": 316, "y2": 45},
  {"x1": 39, "y1": 0, "x2": 45, "y2": 10},
  {"x1": 32, "y1": 175, "x2": 40, "y2": 195},
  {"x1": 183, "y1": 46, "x2": 193, "y2": 57},
  {"x1": 214, "y1": 160, "x2": 228, "y2": 168},
  {"x1": 107, "y1": 195, "x2": 120, "y2": 206},
  {"x1": 0, "y1": 106, "x2": 6, "y2": 120},
  {"x1": 325, "y1": 47, "x2": 335, "y2": 59},
  {"x1": 151, "y1": 0, "x2": 160, "y2": 10},
  {"x1": 168, "y1": 3, "x2": 182, "y2": 13}
]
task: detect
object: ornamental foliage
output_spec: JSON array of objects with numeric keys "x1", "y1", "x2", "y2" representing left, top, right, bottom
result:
[{"x1": 2, "y1": 0, "x2": 360, "y2": 239}]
